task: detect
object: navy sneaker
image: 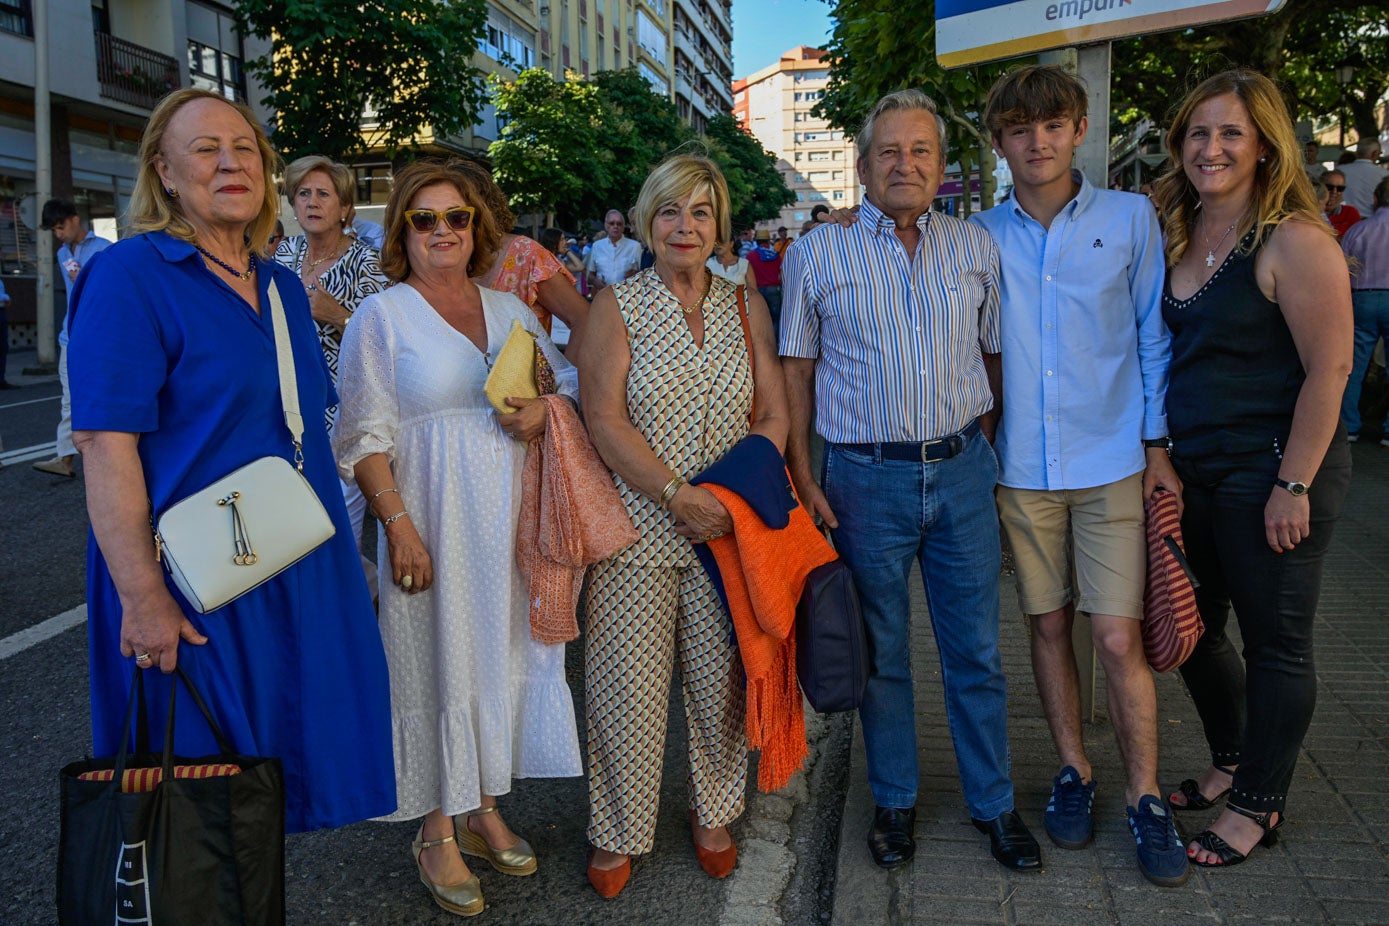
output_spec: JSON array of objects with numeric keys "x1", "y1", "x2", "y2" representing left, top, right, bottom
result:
[
  {"x1": 1044, "y1": 765, "x2": 1096, "y2": 849},
  {"x1": 1127, "y1": 795, "x2": 1191, "y2": 887}
]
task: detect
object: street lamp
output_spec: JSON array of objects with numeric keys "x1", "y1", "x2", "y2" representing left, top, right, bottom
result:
[{"x1": 1335, "y1": 60, "x2": 1356, "y2": 147}]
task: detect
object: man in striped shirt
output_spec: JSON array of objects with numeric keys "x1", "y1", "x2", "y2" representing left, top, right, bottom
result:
[{"x1": 780, "y1": 89, "x2": 1040, "y2": 874}]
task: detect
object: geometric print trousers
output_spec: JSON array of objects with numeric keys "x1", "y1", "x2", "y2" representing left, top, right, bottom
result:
[{"x1": 584, "y1": 557, "x2": 747, "y2": 855}]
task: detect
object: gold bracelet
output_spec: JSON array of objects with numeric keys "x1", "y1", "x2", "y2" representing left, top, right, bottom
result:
[{"x1": 659, "y1": 476, "x2": 686, "y2": 508}]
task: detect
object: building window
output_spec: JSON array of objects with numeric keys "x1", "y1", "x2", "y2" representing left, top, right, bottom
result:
[
  {"x1": 637, "y1": 10, "x2": 664, "y2": 65},
  {"x1": 808, "y1": 150, "x2": 830, "y2": 162},
  {"x1": 0, "y1": 0, "x2": 31, "y2": 37},
  {"x1": 833, "y1": 191, "x2": 844, "y2": 201},
  {"x1": 186, "y1": 2, "x2": 246, "y2": 101},
  {"x1": 482, "y1": 9, "x2": 536, "y2": 69},
  {"x1": 639, "y1": 61, "x2": 668, "y2": 95}
]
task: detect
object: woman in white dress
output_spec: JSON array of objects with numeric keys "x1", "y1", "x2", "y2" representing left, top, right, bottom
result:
[{"x1": 334, "y1": 159, "x2": 582, "y2": 918}]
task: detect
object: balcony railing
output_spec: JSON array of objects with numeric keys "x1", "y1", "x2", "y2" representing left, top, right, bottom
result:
[{"x1": 95, "y1": 31, "x2": 180, "y2": 110}]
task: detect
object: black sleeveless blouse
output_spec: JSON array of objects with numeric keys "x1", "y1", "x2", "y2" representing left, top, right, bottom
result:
[{"x1": 1162, "y1": 232, "x2": 1305, "y2": 459}]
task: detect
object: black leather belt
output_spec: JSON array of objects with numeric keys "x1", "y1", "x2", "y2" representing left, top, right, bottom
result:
[{"x1": 837, "y1": 419, "x2": 981, "y2": 463}]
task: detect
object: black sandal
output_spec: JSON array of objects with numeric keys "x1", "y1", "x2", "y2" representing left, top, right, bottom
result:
[
  {"x1": 1189, "y1": 804, "x2": 1284, "y2": 868},
  {"x1": 1170, "y1": 763, "x2": 1236, "y2": 811}
]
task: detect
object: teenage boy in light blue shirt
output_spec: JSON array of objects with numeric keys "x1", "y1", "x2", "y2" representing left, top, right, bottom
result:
[{"x1": 969, "y1": 65, "x2": 1189, "y2": 888}]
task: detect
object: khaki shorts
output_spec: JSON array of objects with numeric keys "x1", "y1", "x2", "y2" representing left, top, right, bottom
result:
[{"x1": 996, "y1": 473, "x2": 1146, "y2": 619}]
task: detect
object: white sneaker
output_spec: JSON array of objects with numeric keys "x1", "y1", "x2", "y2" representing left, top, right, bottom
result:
[{"x1": 32, "y1": 458, "x2": 75, "y2": 477}]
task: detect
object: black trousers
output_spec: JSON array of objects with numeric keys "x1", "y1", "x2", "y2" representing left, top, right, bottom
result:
[{"x1": 1172, "y1": 434, "x2": 1351, "y2": 814}]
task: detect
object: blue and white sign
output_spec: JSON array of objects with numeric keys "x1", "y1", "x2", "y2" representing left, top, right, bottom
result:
[{"x1": 937, "y1": 0, "x2": 1286, "y2": 68}]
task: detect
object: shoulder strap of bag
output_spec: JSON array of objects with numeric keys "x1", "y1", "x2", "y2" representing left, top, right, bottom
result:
[
  {"x1": 735, "y1": 285, "x2": 755, "y2": 425},
  {"x1": 266, "y1": 280, "x2": 306, "y2": 470}
]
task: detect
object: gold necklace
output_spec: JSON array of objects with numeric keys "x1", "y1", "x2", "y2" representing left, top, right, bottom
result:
[
  {"x1": 677, "y1": 270, "x2": 713, "y2": 315},
  {"x1": 306, "y1": 235, "x2": 347, "y2": 271}
]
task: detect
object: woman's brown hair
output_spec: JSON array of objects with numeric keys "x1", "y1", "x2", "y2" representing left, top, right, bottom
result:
[{"x1": 379, "y1": 159, "x2": 502, "y2": 283}]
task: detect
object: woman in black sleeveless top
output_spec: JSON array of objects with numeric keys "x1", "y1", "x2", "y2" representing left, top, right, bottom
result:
[{"x1": 1152, "y1": 70, "x2": 1353, "y2": 868}]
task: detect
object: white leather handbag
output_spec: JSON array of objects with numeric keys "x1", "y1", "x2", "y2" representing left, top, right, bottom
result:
[{"x1": 154, "y1": 280, "x2": 336, "y2": 613}]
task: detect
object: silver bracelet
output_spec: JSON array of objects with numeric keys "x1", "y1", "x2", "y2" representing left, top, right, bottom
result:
[
  {"x1": 370, "y1": 487, "x2": 400, "y2": 502},
  {"x1": 382, "y1": 510, "x2": 409, "y2": 527}
]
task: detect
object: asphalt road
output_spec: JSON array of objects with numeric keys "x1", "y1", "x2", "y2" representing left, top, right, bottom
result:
[{"x1": 0, "y1": 361, "x2": 846, "y2": 926}]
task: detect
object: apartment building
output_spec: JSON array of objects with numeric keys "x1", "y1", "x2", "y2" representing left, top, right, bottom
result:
[
  {"x1": 672, "y1": 0, "x2": 732, "y2": 132},
  {"x1": 733, "y1": 46, "x2": 858, "y2": 234},
  {"x1": 351, "y1": 0, "x2": 679, "y2": 207},
  {"x1": 0, "y1": 0, "x2": 268, "y2": 341}
]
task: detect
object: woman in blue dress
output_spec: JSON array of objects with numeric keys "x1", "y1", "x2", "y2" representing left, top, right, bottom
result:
[{"x1": 68, "y1": 88, "x2": 396, "y2": 833}]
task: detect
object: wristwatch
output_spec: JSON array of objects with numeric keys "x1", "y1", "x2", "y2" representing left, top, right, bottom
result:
[
  {"x1": 1142, "y1": 437, "x2": 1172, "y2": 452},
  {"x1": 1274, "y1": 477, "x2": 1309, "y2": 497}
]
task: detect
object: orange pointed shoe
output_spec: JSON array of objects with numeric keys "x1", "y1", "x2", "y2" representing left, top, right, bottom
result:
[
  {"x1": 587, "y1": 853, "x2": 631, "y2": 898},
  {"x1": 694, "y1": 837, "x2": 737, "y2": 879}
]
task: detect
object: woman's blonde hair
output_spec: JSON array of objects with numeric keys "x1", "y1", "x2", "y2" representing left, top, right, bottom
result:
[
  {"x1": 128, "y1": 88, "x2": 282, "y2": 256},
  {"x1": 379, "y1": 159, "x2": 502, "y2": 283},
  {"x1": 282, "y1": 155, "x2": 356, "y2": 219},
  {"x1": 1152, "y1": 69, "x2": 1331, "y2": 267},
  {"x1": 630, "y1": 153, "x2": 732, "y2": 250}
]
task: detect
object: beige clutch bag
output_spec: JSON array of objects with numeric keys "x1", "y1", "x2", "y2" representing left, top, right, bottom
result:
[{"x1": 484, "y1": 319, "x2": 540, "y2": 414}]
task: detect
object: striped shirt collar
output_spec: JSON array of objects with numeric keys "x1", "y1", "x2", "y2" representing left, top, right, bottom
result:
[{"x1": 858, "y1": 196, "x2": 933, "y2": 236}]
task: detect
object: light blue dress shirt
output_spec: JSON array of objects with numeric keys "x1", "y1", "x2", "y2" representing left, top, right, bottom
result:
[
  {"x1": 970, "y1": 171, "x2": 1169, "y2": 490},
  {"x1": 58, "y1": 230, "x2": 113, "y2": 345}
]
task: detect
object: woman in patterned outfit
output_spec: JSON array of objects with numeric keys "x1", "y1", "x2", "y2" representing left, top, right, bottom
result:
[
  {"x1": 578, "y1": 153, "x2": 788, "y2": 897},
  {"x1": 275, "y1": 155, "x2": 388, "y2": 552}
]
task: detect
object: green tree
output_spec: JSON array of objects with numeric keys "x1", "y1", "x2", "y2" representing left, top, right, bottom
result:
[
  {"x1": 236, "y1": 0, "x2": 490, "y2": 162},
  {"x1": 490, "y1": 67, "x2": 794, "y2": 230},
  {"x1": 589, "y1": 69, "x2": 694, "y2": 217},
  {"x1": 703, "y1": 114, "x2": 797, "y2": 231},
  {"x1": 816, "y1": 0, "x2": 1387, "y2": 159},
  {"x1": 814, "y1": 0, "x2": 1010, "y2": 212},
  {"x1": 1111, "y1": 2, "x2": 1388, "y2": 142},
  {"x1": 487, "y1": 68, "x2": 611, "y2": 227}
]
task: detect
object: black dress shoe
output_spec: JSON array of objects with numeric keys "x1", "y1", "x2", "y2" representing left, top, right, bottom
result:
[
  {"x1": 972, "y1": 810, "x2": 1042, "y2": 871},
  {"x1": 867, "y1": 805, "x2": 917, "y2": 869}
]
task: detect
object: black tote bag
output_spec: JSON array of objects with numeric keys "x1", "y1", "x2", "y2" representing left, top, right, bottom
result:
[
  {"x1": 795, "y1": 531, "x2": 869, "y2": 713},
  {"x1": 58, "y1": 667, "x2": 286, "y2": 926}
]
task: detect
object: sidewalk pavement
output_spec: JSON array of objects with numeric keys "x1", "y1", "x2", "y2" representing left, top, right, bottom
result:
[{"x1": 829, "y1": 443, "x2": 1389, "y2": 926}]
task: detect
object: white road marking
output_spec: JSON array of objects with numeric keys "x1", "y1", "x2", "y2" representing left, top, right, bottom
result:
[
  {"x1": 0, "y1": 440, "x2": 58, "y2": 466},
  {"x1": 0, "y1": 394, "x2": 61, "y2": 410},
  {"x1": 0, "y1": 603, "x2": 87, "y2": 660}
]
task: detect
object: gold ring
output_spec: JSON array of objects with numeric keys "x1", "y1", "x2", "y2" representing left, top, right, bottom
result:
[
  {"x1": 134, "y1": 652, "x2": 152, "y2": 663},
  {"x1": 401, "y1": 574, "x2": 414, "y2": 589}
]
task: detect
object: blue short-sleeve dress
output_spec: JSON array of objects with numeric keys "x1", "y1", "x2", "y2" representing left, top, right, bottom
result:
[{"x1": 67, "y1": 231, "x2": 397, "y2": 832}]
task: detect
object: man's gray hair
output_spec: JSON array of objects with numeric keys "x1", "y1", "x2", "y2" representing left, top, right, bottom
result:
[
  {"x1": 1355, "y1": 137, "x2": 1382, "y2": 158},
  {"x1": 855, "y1": 89, "x2": 950, "y2": 162}
]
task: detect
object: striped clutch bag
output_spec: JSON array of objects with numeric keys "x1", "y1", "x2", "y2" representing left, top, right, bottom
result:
[
  {"x1": 77, "y1": 763, "x2": 243, "y2": 794},
  {"x1": 1142, "y1": 488, "x2": 1204, "y2": 673}
]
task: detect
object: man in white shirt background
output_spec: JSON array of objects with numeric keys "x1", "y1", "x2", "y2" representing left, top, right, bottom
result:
[
  {"x1": 1339, "y1": 138, "x2": 1388, "y2": 216},
  {"x1": 586, "y1": 209, "x2": 642, "y2": 293}
]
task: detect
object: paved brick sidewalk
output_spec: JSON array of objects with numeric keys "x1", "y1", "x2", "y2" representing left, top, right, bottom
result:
[{"x1": 830, "y1": 444, "x2": 1389, "y2": 926}]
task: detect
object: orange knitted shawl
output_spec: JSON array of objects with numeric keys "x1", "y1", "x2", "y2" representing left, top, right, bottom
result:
[{"x1": 701, "y1": 484, "x2": 836, "y2": 791}]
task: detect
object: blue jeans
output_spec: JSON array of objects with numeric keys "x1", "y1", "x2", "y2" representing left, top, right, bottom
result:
[
  {"x1": 823, "y1": 427, "x2": 1014, "y2": 819},
  {"x1": 1341, "y1": 289, "x2": 1389, "y2": 434}
]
